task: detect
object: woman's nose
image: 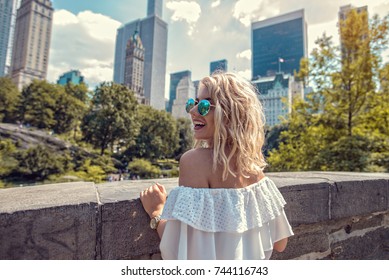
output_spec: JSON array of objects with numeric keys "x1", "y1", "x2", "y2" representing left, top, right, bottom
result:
[{"x1": 189, "y1": 104, "x2": 199, "y2": 116}]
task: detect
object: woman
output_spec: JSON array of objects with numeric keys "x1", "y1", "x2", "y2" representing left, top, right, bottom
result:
[{"x1": 140, "y1": 72, "x2": 293, "y2": 260}]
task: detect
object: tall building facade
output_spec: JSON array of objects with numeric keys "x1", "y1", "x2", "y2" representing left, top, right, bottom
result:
[
  {"x1": 171, "y1": 76, "x2": 195, "y2": 119},
  {"x1": 57, "y1": 70, "x2": 84, "y2": 85},
  {"x1": 338, "y1": 4, "x2": 368, "y2": 60},
  {"x1": 210, "y1": 59, "x2": 228, "y2": 74},
  {"x1": 167, "y1": 70, "x2": 191, "y2": 113},
  {"x1": 124, "y1": 30, "x2": 145, "y2": 104},
  {"x1": 0, "y1": 0, "x2": 13, "y2": 76},
  {"x1": 251, "y1": 9, "x2": 307, "y2": 79},
  {"x1": 253, "y1": 73, "x2": 305, "y2": 127},
  {"x1": 10, "y1": 0, "x2": 53, "y2": 89},
  {"x1": 0, "y1": 0, "x2": 20, "y2": 76},
  {"x1": 113, "y1": 0, "x2": 167, "y2": 110},
  {"x1": 338, "y1": 4, "x2": 368, "y2": 22}
]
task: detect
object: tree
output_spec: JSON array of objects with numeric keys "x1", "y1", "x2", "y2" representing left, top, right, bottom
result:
[
  {"x1": 53, "y1": 86, "x2": 88, "y2": 134},
  {"x1": 126, "y1": 105, "x2": 179, "y2": 160},
  {"x1": 19, "y1": 80, "x2": 59, "y2": 129},
  {"x1": 81, "y1": 82, "x2": 139, "y2": 155},
  {"x1": 0, "y1": 139, "x2": 18, "y2": 177},
  {"x1": 0, "y1": 77, "x2": 20, "y2": 122},
  {"x1": 268, "y1": 11, "x2": 389, "y2": 172},
  {"x1": 174, "y1": 117, "x2": 194, "y2": 159},
  {"x1": 64, "y1": 82, "x2": 90, "y2": 104},
  {"x1": 128, "y1": 158, "x2": 161, "y2": 179},
  {"x1": 16, "y1": 145, "x2": 65, "y2": 180}
]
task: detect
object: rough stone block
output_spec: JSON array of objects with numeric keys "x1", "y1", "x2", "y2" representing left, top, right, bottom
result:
[
  {"x1": 280, "y1": 183, "x2": 330, "y2": 226},
  {"x1": 100, "y1": 199, "x2": 160, "y2": 260},
  {"x1": 330, "y1": 179, "x2": 388, "y2": 220},
  {"x1": 272, "y1": 230, "x2": 329, "y2": 260},
  {"x1": 324, "y1": 227, "x2": 389, "y2": 260},
  {"x1": 0, "y1": 204, "x2": 97, "y2": 259}
]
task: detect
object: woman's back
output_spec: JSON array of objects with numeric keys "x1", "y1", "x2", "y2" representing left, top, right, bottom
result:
[{"x1": 179, "y1": 148, "x2": 265, "y2": 189}]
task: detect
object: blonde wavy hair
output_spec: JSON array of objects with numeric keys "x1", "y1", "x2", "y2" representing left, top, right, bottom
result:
[{"x1": 195, "y1": 72, "x2": 267, "y2": 180}]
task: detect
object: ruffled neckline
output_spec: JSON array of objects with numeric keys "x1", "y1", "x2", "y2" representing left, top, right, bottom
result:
[{"x1": 161, "y1": 177, "x2": 286, "y2": 233}]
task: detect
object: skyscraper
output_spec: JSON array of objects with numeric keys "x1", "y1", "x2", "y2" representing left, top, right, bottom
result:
[
  {"x1": 167, "y1": 70, "x2": 191, "y2": 113},
  {"x1": 147, "y1": 0, "x2": 162, "y2": 18},
  {"x1": 338, "y1": 4, "x2": 368, "y2": 60},
  {"x1": 57, "y1": 70, "x2": 85, "y2": 85},
  {"x1": 251, "y1": 9, "x2": 307, "y2": 79},
  {"x1": 171, "y1": 76, "x2": 195, "y2": 119},
  {"x1": 210, "y1": 59, "x2": 228, "y2": 75},
  {"x1": 338, "y1": 4, "x2": 368, "y2": 22},
  {"x1": 113, "y1": 0, "x2": 167, "y2": 110},
  {"x1": 0, "y1": 0, "x2": 20, "y2": 76},
  {"x1": 124, "y1": 30, "x2": 145, "y2": 104},
  {"x1": 10, "y1": 0, "x2": 53, "y2": 89}
]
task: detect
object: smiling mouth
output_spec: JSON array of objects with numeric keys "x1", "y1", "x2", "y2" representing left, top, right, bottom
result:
[{"x1": 193, "y1": 121, "x2": 205, "y2": 130}]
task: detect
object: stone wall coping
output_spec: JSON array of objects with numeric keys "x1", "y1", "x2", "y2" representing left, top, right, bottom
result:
[
  {"x1": 1, "y1": 172, "x2": 388, "y2": 260},
  {"x1": 1, "y1": 172, "x2": 388, "y2": 215}
]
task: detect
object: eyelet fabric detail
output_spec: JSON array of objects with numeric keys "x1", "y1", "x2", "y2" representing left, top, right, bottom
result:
[{"x1": 161, "y1": 177, "x2": 287, "y2": 233}]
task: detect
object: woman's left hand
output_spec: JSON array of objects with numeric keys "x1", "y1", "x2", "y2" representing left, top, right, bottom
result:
[{"x1": 140, "y1": 183, "x2": 167, "y2": 218}]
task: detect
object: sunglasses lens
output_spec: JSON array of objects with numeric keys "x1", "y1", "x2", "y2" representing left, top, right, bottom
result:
[
  {"x1": 185, "y1": 98, "x2": 195, "y2": 113},
  {"x1": 198, "y1": 100, "x2": 211, "y2": 116}
]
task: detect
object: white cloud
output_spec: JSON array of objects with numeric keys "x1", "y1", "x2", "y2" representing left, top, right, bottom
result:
[
  {"x1": 47, "y1": 10, "x2": 121, "y2": 88},
  {"x1": 212, "y1": 26, "x2": 219, "y2": 32},
  {"x1": 237, "y1": 69, "x2": 252, "y2": 80},
  {"x1": 54, "y1": 9, "x2": 79, "y2": 26},
  {"x1": 77, "y1": 10, "x2": 121, "y2": 41},
  {"x1": 236, "y1": 49, "x2": 252, "y2": 60},
  {"x1": 211, "y1": 0, "x2": 221, "y2": 8},
  {"x1": 166, "y1": 1, "x2": 201, "y2": 35},
  {"x1": 233, "y1": 0, "x2": 264, "y2": 26}
]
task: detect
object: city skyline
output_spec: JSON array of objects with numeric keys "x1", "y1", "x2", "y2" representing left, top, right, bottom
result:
[
  {"x1": 46, "y1": 0, "x2": 389, "y2": 98},
  {"x1": 11, "y1": 0, "x2": 53, "y2": 90},
  {"x1": 113, "y1": 0, "x2": 167, "y2": 110}
]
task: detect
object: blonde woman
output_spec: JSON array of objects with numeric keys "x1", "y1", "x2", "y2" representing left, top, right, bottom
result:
[{"x1": 140, "y1": 72, "x2": 293, "y2": 260}]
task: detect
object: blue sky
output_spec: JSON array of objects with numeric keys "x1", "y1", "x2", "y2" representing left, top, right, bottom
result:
[{"x1": 47, "y1": 0, "x2": 389, "y2": 97}]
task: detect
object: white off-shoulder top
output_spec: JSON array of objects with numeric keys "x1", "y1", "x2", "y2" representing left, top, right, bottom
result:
[{"x1": 160, "y1": 177, "x2": 294, "y2": 260}]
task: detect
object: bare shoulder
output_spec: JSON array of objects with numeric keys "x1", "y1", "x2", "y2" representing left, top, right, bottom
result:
[{"x1": 179, "y1": 148, "x2": 212, "y2": 188}]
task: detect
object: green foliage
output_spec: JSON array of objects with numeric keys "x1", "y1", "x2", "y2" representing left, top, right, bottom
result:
[
  {"x1": 81, "y1": 82, "x2": 139, "y2": 155},
  {"x1": 0, "y1": 77, "x2": 20, "y2": 122},
  {"x1": 68, "y1": 159, "x2": 106, "y2": 183},
  {"x1": 264, "y1": 123, "x2": 288, "y2": 157},
  {"x1": 268, "y1": 12, "x2": 389, "y2": 172},
  {"x1": 0, "y1": 139, "x2": 18, "y2": 177},
  {"x1": 53, "y1": 86, "x2": 88, "y2": 134},
  {"x1": 16, "y1": 145, "x2": 65, "y2": 180},
  {"x1": 128, "y1": 158, "x2": 161, "y2": 179},
  {"x1": 155, "y1": 158, "x2": 179, "y2": 170},
  {"x1": 174, "y1": 117, "x2": 194, "y2": 159},
  {"x1": 64, "y1": 82, "x2": 90, "y2": 104},
  {"x1": 19, "y1": 80, "x2": 59, "y2": 129},
  {"x1": 126, "y1": 105, "x2": 179, "y2": 160}
]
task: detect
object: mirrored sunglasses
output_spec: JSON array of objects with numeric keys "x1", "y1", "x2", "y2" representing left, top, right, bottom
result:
[{"x1": 185, "y1": 98, "x2": 215, "y2": 116}]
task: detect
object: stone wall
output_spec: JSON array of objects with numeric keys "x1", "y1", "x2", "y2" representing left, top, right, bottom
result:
[{"x1": 0, "y1": 172, "x2": 388, "y2": 260}]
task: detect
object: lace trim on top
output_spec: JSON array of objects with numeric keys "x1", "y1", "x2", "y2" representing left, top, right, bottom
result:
[{"x1": 161, "y1": 177, "x2": 287, "y2": 233}]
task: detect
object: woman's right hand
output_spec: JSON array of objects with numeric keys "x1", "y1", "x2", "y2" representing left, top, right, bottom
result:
[{"x1": 140, "y1": 183, "x2": 167, "y2": 218}]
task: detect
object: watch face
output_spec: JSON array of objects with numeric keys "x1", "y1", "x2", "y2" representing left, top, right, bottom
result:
[
  {"x1": 150, "y1": 216, "x2": 160, "y2": 229},
  {"x1": 150, "y1": 219, "x2": 157, "y2": 229}
]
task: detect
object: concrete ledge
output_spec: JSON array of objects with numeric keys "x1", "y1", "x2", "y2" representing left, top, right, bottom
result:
[{"x1": 0, "y1": 172, "x2": 388, "y2": 259}]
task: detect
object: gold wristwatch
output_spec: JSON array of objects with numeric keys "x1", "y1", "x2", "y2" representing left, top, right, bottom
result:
[{"x1": 150, "y1": 215, "x2": 161, "y2": 230}]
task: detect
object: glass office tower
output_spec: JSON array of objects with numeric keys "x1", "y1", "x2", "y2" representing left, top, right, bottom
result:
[
  {"x1": 251, "y1": 9, "x2": 307, "y2": 79},
  {"x1": 167, "y1": 70, "x2": 191, "y2": 113},
  {"x1": 210, "y1": 59, "x2": 228, "y2": 75}
]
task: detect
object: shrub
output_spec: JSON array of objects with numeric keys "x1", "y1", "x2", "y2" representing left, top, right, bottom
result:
[{"x1": 128, "y1": 158, "x2": 161, "y2": 179}]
